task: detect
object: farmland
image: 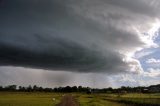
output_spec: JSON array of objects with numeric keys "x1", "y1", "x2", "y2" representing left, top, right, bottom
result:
[
  {"x1": 0, "y1": 92, "x2": 61, "y2": 106},
  {"x1": 0, "y1": 92, "x2": 160, "y2": 106}
]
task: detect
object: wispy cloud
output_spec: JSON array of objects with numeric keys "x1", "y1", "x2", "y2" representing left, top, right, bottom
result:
[
  {"x1": 143, "y1": 68, "x2": 160, "y2": 78},
  {"x1": 146, "y1": 58, "x2": 160, "y2": 64}
]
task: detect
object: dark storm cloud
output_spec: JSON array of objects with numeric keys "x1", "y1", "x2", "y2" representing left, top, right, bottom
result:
[
  {"x1": 0, "y1": 0, "x2": 159, "y2": 73},
  {"x1": 0, "y1": 36, "x2": 127, "y2": 73}
]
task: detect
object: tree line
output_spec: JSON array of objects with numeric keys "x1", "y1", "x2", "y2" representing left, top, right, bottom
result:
[
  {"x1": 0, "y1": 85, "x2": 91, "y2": 92},
  {"x1": 0, "y1": 84, "x2": 159, "y2": 93}
]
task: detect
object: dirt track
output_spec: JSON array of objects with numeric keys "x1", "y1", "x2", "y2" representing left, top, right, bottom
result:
[{"x1": 56, "y1": 95, "x2": 79, "y2": 106}]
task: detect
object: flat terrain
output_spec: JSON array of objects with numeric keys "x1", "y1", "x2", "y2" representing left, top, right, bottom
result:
[
  {"x1": 102, "y1": 93, "x2": 160, "y2": 106},
  {"x1": 0, "y1": 92, "x2": 61, "y2": 106},
  {"x1": 0, "y1": 92, "x2": 160, "y2": 106},
  {"x1": 76, "y1": 94, "x2": 126, "y2": 106}
]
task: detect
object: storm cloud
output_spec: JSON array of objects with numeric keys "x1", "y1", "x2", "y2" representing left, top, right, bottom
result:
[{"x1": 0, "y1": 0, "x2": 160, "y2": 74}]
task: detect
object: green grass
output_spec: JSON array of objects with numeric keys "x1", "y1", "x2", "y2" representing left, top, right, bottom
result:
[
  {"x1": 101, "y1": 93, "x2": 160, "y2": 106},
  {"x1": 75, "y1": 93, "x2": 126, "y2": 106},
  {"x1": 0, "y1": 92, "x2": 160, "y2": 106},
  {"x1": 0, "y1": 92, "x2": 62, "y2": 106},
  {"x1": 118, "y1": 93, "x2": 160, "y2": 98}
]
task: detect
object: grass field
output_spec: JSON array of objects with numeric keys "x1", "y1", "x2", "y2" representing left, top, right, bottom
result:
[
  {"x1": 0, "y1": 92, "x2": 62, "y2": 106},
  {"x1": 101, "y1": 93, "x2": 160, "y2": 105},
  {"x1": 0, "y1": 92, "x2": 160, "y2": 106},
  {"x1": 76, "y1": 94, "x2": 126, "y2": 106},
  {"x1": 75, "y1": 93, "x2": 160, "y2": 106}
]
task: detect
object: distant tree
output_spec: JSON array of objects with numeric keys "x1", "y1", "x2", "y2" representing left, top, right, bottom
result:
[
  {"x1": 19, "y1": 86, "x2": 22, "y2": 91},
  {"x1": 26, "y1": 85, "x2": 32, "y2": 92},
  {"x1": 78, "y1": 86, "x2": 83, "y2": 92},
  {"x1": 39, "y1": 87, "x2": 44, "y2": 92},
  {"x1": 54, "y1": 87, "x2": 58, "y2": 92},
  {"x1": 44, "y1": 88, "x2": 53, "y2": 92},
  {"x1": 64, "y1": 86, "x2": 72, "y2": 92},
  {"x1": 0, "y1": 86, "x2": 3, "y2": 91},
  {"x1": 72, "y1": 86, "x2": 78, "y2": 92},
  {"x1": 33, "y1": 85, "x2": 39, "y2": 91},
  {"x1": 5, "y1": 85, "x2": 17, "y2": 91}
]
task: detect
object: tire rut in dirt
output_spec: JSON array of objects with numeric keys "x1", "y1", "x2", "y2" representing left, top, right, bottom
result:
[{"x1": 56, "y1": 95, "x2": 79, "y2": 106}]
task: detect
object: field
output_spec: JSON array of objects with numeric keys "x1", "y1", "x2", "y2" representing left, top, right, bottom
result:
[
  {"x1": 0, "y1": 92, "x2": 160, "y2": 106},
  {"x1": 0, "y1": 92, "x2": 61, "y2": 106},
  {"x1": 76, "y1": 94, "x2": 125, "y2": 106},
  {"x1": 103, "y1": 93, "x2": 160, "y2": 106}
]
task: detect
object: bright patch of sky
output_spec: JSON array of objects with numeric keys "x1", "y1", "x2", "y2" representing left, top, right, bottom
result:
[{"x1": 126, "y1": 20, "x2": 160, "y2": 87}]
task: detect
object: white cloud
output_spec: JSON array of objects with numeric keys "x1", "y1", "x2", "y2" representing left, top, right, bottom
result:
[
  {"x1": 123, "y1": 57, "x2": 143, "y2": 74},
  {"x1": 146, "y1": 58, "x2": 160, "y2": 64},
  {"x1": 137, "y1": 79, "x2": 160, "y2": 86},
  {"x1": 117, "y1": 74, "x2": 136, "y2": 83},
  {"x1": 141, "y1": 19, "x2": 160, "y2": 48},
  {"x1": 134, "y1": 51, "x2": 153, "y2": 59},
  {"x1": 143, "y1": 68, "x2": 160, "y2": 77}
]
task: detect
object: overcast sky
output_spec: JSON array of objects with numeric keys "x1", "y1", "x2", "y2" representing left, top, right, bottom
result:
[{"x1": 0, "y1": 0, "x2": 160, "y2": 88}]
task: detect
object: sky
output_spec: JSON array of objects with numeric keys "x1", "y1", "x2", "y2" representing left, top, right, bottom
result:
[{"x1": 0, "y1": 0, "x2": 160, "y2": 88}]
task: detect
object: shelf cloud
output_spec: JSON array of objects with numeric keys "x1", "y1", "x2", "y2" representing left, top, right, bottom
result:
[{"x1": 0, "y1": 0, "x2": 160, "y2": 74}]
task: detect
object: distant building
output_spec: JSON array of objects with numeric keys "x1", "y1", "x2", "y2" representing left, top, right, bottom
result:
[{"x1": 142, "y1": 88, "x2": 149, "y2": 93}]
